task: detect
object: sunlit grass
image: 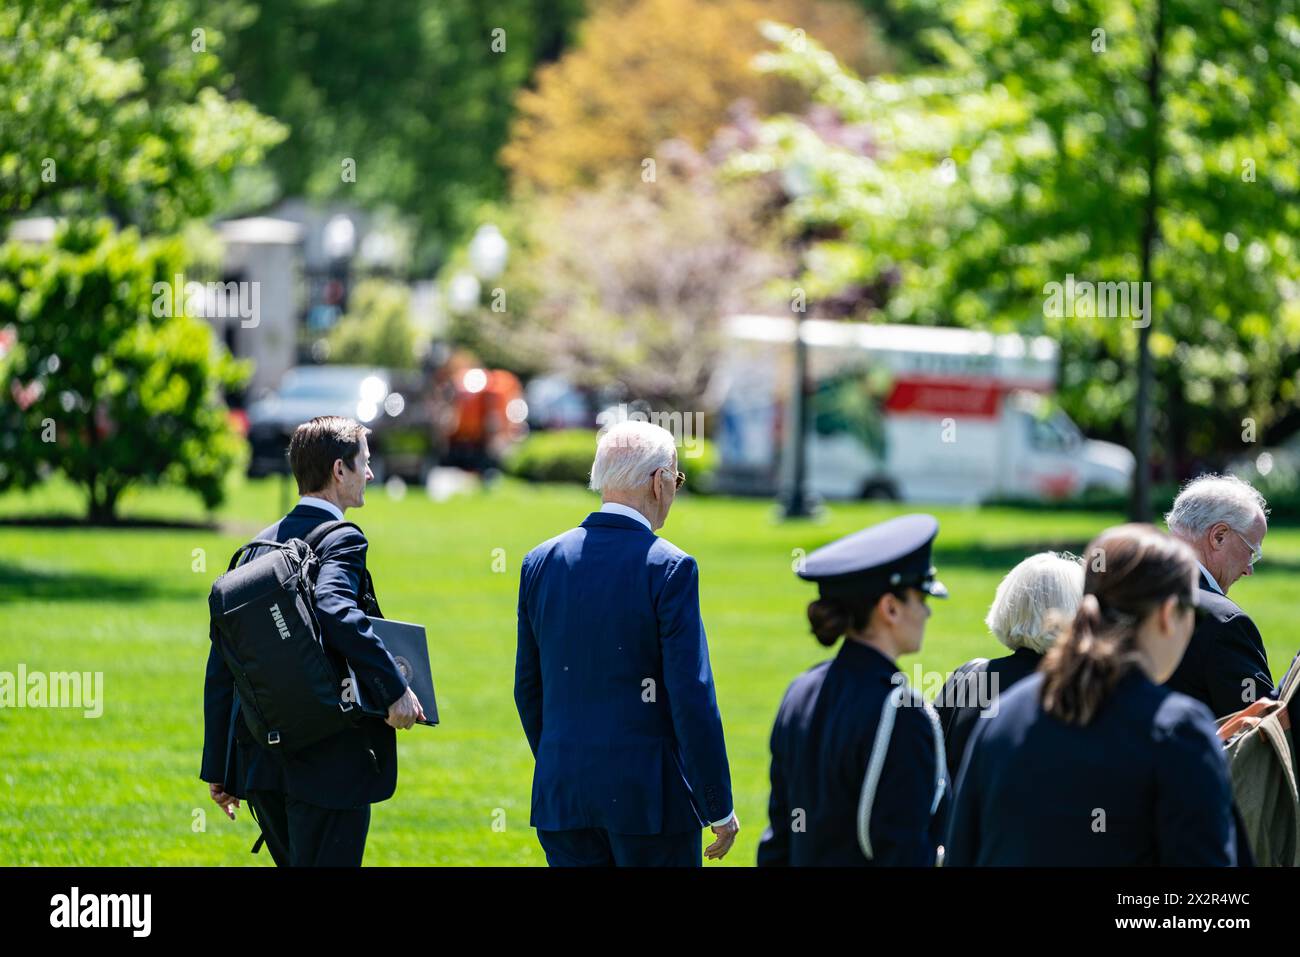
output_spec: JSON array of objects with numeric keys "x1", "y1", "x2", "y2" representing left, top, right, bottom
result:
[{"x1": 1, "y1": 476, "x2": 1296, "y2": 865}]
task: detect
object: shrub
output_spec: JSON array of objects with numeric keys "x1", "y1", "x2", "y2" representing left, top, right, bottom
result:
[{"x1": 504, "y1": 429, "x2": 717, "y2": 492}]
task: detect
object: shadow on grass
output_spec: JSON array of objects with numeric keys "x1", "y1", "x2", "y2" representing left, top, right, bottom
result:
[
  {"x1": 0, "y1": 561, "x2": 199, "y2": 602},
  {"x1": 934, "y1": 541, "x2": 1300, "y2": 575},
  {"x1": 0, "y1": 515, "x2": 217, "y2": 530}
]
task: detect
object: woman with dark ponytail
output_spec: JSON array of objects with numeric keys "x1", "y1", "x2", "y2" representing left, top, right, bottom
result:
[
  {"x1": 946, "y1": 524, "x2": 1241, "y2": 866},
  {"x1": 757, "y1": 515, "x2": 950, "y2": 867}
]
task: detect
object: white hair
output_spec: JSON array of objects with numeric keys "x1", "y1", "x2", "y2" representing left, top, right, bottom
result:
[
  {"x1": 985, "y1": 552, "x2": 1085, "y2": 655},
  {"x1": 589, "y1": 420, "x2": 677, "y2": 493},
  {"x1": 1165, "y1": 473, "x2": 1268, "y2": 540}
]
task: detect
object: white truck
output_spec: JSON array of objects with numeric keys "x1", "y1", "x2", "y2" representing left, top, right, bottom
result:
[{"x1": 715, "y1": 315, "x2": 1134, "y2": 504}]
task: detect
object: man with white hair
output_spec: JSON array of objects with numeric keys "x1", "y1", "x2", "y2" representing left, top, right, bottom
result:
[
  {"x1": 1163, "y1": 473, "x2": 1274, "y2": 717},
  {"x1": 514, "y1": 420, "x2": 739, "y2": 865}
]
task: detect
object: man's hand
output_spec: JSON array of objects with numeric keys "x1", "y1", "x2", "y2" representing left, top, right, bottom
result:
[
  {"x1": 386, "y1": 686, "x2": 425, "y2": 730},
  {"x1": 705, "y1": 813, "x2": 740, "y2": 861},
  {"x1": 208, "y1": 782, "x2": 239, "y2": 820}
]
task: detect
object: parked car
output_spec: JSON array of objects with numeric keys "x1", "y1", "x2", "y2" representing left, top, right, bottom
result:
[{"x1": 245, "y1": 365, "x2": 439, "y2": 482}]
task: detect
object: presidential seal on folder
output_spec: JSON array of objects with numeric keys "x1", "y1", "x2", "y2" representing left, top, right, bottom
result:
[{"x1": 364, "y1": 618, "x2": 439, "y2": 726}]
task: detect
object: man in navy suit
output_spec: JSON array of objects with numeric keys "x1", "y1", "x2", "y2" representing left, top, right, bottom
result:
[
  {"x1": 201, "y1": 415, "x2": 423, "y2": 865},
  {"x1": 514, "y1": 419, "x2": 738, "y2": 866},
  {"x1": 1163, "y1": 474, "x2": 1275, "y2": 717}
]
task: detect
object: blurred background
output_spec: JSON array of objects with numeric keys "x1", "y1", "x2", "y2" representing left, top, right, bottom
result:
[{"x1": 1, "y1": 0, "x2": 1299, "y2": 864}]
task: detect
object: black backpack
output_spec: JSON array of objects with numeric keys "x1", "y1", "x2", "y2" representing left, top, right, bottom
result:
[{"x1": 208, "y1": 520, "x2": 370, "y2": 753}]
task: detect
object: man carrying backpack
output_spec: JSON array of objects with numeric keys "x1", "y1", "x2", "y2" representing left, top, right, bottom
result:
[{"x1": 201, "y1": 415, "x2": 423, "y2": 866}]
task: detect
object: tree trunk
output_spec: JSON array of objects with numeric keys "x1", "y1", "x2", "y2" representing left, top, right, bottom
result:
[
  {"x1": 87, "y1": 477, "x2": 121, "y2": 524},
  {"x1": 1131, "y1": 0, "x2": 1167, "y2": 523}
]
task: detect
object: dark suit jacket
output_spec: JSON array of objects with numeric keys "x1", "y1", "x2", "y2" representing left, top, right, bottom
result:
[
  {"x1": 1164, "y1": 569, "x2": 1273, "y2": 718},
  {"x1": 514, "y1": 511, "x2": 733, "y2": 835},
  {"x1": 933, "y1": 647, "x2": 1043, "y2": 782},
  {"x1": 201, "y1": 504, "x2": 409, "y2": 810},
  {"x1": 947, "y1": 672, "x2": 1238, "y2": 866}
]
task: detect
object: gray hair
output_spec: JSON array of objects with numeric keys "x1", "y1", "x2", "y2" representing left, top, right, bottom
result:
[
  {"x1": 589, "y1": 420, "x2": 677, "y2": 493},
  {"x1": 985, "y1": 552, "x2": 1085, "y2": 655},
  {"x1": 1165, "y1": 473, "x2": 1268, "y2": 540}
]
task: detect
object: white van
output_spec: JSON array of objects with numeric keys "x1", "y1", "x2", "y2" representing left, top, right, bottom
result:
[{"x1": 715, "y1": 315, "x2": 1134, "y2": 504}]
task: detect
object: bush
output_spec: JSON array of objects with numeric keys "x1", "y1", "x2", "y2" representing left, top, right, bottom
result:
[
  {"x1": 503, "y1": 430, "x2": 597, "y2": 484},
  {"x1": 0, "y1": 219, "x2": 249, "y2": 521},
  {"x1": 504, "y1": 429, "x2": 717, "y2": 492},
  {"x1": 324, "y1": 279, "x2": 419, "y2": 369},
  {"x1": 985, "y1": 484, "x2": 1181, "y2": 516},
  {"x1": 1228, "y1": 456, "x2": 1300, "y2": 524}
]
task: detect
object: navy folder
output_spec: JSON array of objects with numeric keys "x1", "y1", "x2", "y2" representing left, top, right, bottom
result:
[{"x1": 362, "y1": 618, "x2": 439, "y2": 727}]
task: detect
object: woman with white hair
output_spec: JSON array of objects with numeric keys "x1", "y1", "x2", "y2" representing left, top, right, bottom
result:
[{"x1": 933, "y1": 552, "x2": 1084, "y2": 781}]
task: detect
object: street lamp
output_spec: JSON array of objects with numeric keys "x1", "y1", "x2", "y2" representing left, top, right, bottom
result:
[
  {"x1": 447, "y1": 272, "x2": 482, "y2": 315},
  {"x1": 783, "y1": 310, "x2": 816, "y2": 519},
  {"x1": 467, "y1": 224, "x2": 508, "y2": 280},
  {"x1": 780, "y1": 161, "x2": 816, "y2": 520},
  {"x1": 322, "y1": 214, "x2": 357, "y2": 262},
  {"x1": 321, "y1": 213, "x2": 357, "y2": 318}
]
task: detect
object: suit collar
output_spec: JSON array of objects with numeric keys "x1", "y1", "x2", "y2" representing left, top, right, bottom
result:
[
  {"x1": 581, "y1": 511, "x2": 654, "y2": 533},
  {"x1": 288, "y1": 502, "x2": 341, "y2": 523},
  {"x1": 1196, "y1": 562, "x2": 1225, "y2": 596},
  {"x1": 599, "y1": 501, "x2": 652, "y2": 530}
]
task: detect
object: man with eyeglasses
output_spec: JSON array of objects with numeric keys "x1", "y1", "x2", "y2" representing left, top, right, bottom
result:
[
  {"x1": 1163, "y1": 474, "x2": 1275, "y2": 718},
  {"x1": 513, "y1": 419, "x2": 738, "y2": 865}
]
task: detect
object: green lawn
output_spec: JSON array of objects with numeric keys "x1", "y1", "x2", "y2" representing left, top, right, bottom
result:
[{"x1": 2, "y1": 476, "x2": 1297, "y2": 866}]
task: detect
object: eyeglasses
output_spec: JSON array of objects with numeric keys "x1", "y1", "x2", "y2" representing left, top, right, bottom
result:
[
  {"x1": 652, "y1": 467, "x2": 686, "y2": 490},
  {"x1": 1230, "y1": 528, "x2": 1263, "y2": 566}
]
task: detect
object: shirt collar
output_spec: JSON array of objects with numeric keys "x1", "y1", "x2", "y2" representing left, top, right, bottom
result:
[
  {"x1": 298, "y1": 495, "x2": 344, "y2": 522},
  {"x1": 1196, "y1": 560, "x2": 1225, "y2": 596},
  {"x1": 599, "y1": 501, "x2": 652, "y2": 531}
]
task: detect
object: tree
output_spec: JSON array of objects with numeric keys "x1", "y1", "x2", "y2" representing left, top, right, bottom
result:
[
  {"x1": 0, "y1": 0, "x2": 286, "y2": 233},
  {"x1": 220, "y1": 0, "x2": 588, "y2": 267},
  {"x1": 739, "y1": 11, "x2": 1300, "y2": 518},
  {"x1": 325, "y1": 280, "x2": 420, "y2": 370},
  {"x1": 502, "y1": 0, "x2": 892, "y2": 192},
  {"x1": 451, "y1": 144, "x2": 792, "y2": 408},
  {"x1": 0, "y1": 221, "x2": 249, "y2": 521}
]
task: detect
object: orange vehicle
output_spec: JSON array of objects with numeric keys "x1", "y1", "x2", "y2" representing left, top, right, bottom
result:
[{"x1": 439, "y1": 355, "x2": 527, "y2": 471}]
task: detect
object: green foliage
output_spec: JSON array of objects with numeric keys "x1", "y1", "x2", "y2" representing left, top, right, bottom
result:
[
  {"x1": 504, "y1": 428, "x2": 716, "y2": 491},
  {"x1": 325, "y1": 279, "x2": 420, "y2": 369},
  {"x1": 0, "y1": 220, "x2": 249, "y2": 520},
  {"x1": 679, "y1": 437, "x2": 719, "y2": 492},
  {"x1": 1228, "y1": 452, "x2": 1300, "y2": 523},
  {"x1": 740, "y1": 11, "x2": 1300, "y2": 469},
  {"x1": 220, "y1": 0, "x2": 588, "y2": 265},
  {"x1": 452, "y1": 160, "x2": 790, "y2": 407},
  {"x1": 0, "y1": 0, "x2": 286, "y2": 233},
  {"x1": 503, "y1": 429, "x2": 599, "y2": 484}
]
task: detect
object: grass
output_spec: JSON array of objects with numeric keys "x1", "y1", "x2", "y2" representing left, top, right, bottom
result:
[{"x1": 2, "y1": 475, "x2": 1297, "y2": 866}]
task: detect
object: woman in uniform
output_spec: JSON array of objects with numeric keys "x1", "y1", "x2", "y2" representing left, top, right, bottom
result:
[
  {"x1": 756, "y1": 514, "x2": 949, "y2": 867},
  {"x1": 945, "y1": 523, "x2": 1240, "y2": 866}
]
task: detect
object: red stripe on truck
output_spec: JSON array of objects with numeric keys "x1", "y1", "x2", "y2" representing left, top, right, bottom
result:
[{"x1": 884, "y1": 379, "x2": 1004, "y2": 418}]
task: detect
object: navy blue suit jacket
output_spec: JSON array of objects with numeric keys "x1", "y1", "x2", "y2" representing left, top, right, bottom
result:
[
  {"x1": 933, "y1": 647, "x2": 1043, "y2": 782},
  {"x1": 514, "y1": 511, "x2": 733, "y2": 835},
  {"x1": 201, "y1": 504, "x2": 409, "y2": 810},
  {"x1": 945, "y1": 671, "x2": 1238, "y2": 866}
]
